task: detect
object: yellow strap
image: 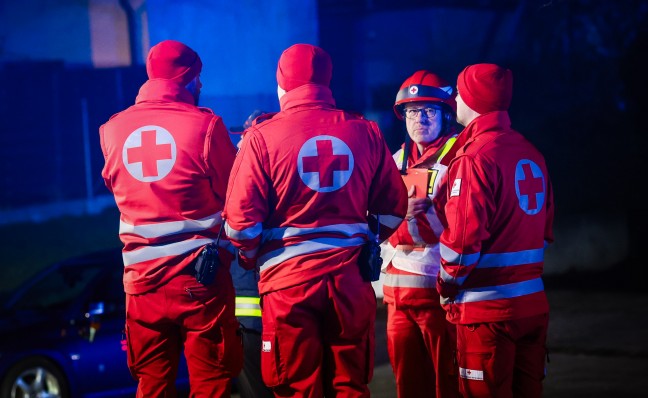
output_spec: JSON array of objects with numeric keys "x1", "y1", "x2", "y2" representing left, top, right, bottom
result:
[
  {"x1": 436, "y1": 136, "x2": 457, "y2": 164},
  {"x1": 235, "y1": 308, "x2": 262, "y2": 317},
  {"x1": 235, "y1": 296, "x2": 260, "y2": 305},
  {"x1": 235, "y1": 296, "x2": 262, "y2": 317},
  {"x1": 398, "y1": 135, "x2": 457, "y2": 167}
]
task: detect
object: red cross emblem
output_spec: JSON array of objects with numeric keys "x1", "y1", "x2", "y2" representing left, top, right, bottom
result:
[
  {"x1": 409, "y1": 85, "x2": 418, "y2": 95},
  {"x1": 515, "y1": 160, "x2": 545, "y2": 215},
  {"x1": 298, "y1": 136, "x2": 354, "y2": 192},
  {"x1": 122, "y1": 126, "x2": 176, "y2": 182}
]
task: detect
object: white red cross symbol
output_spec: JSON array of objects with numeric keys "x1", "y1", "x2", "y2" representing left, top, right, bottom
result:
[
  {"x1": 122, "y1": 125, "x2": 176, "y2": 182},
  {"x1": 297, "y1": 135, "x2": 354, "y2": 192},
  {"x1": 515, "y1": 159, "x2": 545, "y2": 215},
  {"x1": 409, "y1": 85, "x2": 419, "y2": 95}
]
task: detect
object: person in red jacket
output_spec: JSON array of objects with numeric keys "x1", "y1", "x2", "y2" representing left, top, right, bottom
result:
[
  {"x1": 223, "y1": 43, "x2": 408, "y2": 397},
  {"x1": 381, "y1": 71, "x2": 461, "y2": 398},
  {"x1": 99, "y1": 40, "x2": 242, "y2": 397},
  {"x1": 435, "y1": 63, "x2": 554, "y2": 398}
]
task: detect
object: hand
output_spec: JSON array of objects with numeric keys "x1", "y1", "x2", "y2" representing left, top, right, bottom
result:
[
  {"x1": 436, "y1": 274, "x2": 458, "y2": 300},
  {"x1": 406, "y1": 185, "x2": 431, "y2": 220}
]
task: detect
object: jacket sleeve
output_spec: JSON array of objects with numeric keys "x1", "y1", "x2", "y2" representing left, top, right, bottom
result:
[
  {"x1": 99, "y1": 124, "x2": 113, "y2": 193},
  {"x1": 366, "y1": 121, "x2": 408, "y2": 242},
  {"x1": 437, "y1": 154, "x2": 494, "y2": 298},
  {"x1": 223, "y1": 129, "x2": 270, "y2": 270},
  {"x1": 205, "y1": 117, "x2": 237, "y2": 205}
]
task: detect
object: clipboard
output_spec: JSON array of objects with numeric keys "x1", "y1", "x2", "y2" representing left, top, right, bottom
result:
[{"x1": 401, "y1": 168, "x2": 436, "y2": 198}]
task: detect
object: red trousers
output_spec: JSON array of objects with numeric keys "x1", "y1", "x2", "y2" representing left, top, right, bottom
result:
[
  {"x1": 456, "y1": 313, "x2": 548, "y2": 398},
  {"x1": 386, "y1": 303, "x2": 459, "y2": 398},
  {"x1": 260, "y1": 266, "x2": 376, "y2": 398},
  {"x1": 125, "y1": 266, "x2": 243, "y2": 397}
]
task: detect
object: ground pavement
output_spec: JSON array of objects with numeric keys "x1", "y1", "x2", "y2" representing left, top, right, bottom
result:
[{"x1": 235, "y1": 273, "x2": 648, "y2": 397}]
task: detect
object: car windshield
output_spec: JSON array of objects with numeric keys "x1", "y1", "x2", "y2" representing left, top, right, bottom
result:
[{"x1": 9, "y1": 263, "x2": 104, "y2": 311}]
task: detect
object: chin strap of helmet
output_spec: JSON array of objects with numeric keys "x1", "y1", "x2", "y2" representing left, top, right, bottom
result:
[{"x1": 401, "y1": 132, "x2": 410, "y2": 175}]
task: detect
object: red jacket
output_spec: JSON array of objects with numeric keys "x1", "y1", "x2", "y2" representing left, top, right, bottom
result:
[
  {"x1": 224, "y1": 84, "x2": 408, "y2": 294},
  {"x1": 435, "y1": 111, "x2": 554, "y2": 324},
  {"x1": 100, "y1": 79, "x2": 237, "y2": 294},
  {"x1": 382, "y1": 134, "x2": 460, "y2": 307}
]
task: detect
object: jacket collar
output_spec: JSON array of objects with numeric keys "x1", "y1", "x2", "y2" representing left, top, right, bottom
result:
[
  {"x1": 136, "y1": 79, "x2": 196, "y2": 105},
  {"x1": 279, "y1": 83, "x2": 336, "y2": 111},
  {"x1": 461, "y1": 111, "x2": 511, "y2": 141}
]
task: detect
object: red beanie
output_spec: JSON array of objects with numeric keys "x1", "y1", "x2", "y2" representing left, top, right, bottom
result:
[
  {"x1": 276, "y1": 44, "x2": 332, "y2": 91},
  {"x1": 457, "y1": 63, "x2": 513, "y2": 114},
  {"x1": 146, "y1": 40, "x2": 202, "y2": 86}
]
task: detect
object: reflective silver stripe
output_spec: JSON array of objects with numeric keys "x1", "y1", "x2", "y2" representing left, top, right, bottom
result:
[
  {"x1": 219, "y1": 239, "x2": 237, "y2": 255},
  {"x1": 236, "y1": 302, "x2": 261, "y2": 309},
  {"x1": 119, "y1": 212, "x2": 222, "y2": 239},
  {"x1": 439, "y1": 267, "x2": 468, "y2": 286},
  {"x1": 375, "y1": 214, "x2": 403, "y2": 229},
  {"x1": 477, "y1": 248, "x2": 544, "y2": 268},
  {"x1": 225, "y1": 221, "x2": 262, "y2": 240},
  {"x1": 425, "y1": 207, "x2": 444, "y2": 237},
  {"x1": 235, "y1": 297, "x2": 262, "y2": 317},
  {"x1": 384, "y1": 273, "x2": 436, "y2": 289},
  {"x1": 440, "y1": 244, "x2": 480, "y2": 266},
  {"x1": 262, "y1": 223, "x2": 369, "y2": 242},
  {"x1": 406, "y1": 218, "x2": 423, "y2": 244},
  {"x1": 259, "y1": 236, "x2": 366, "y2": 271},
  {"x1": 453, "y1": 278, "x2": 545, "y2": 304},
  {"x1": 241, "y1": 247, "x2": 259, "y2": 258},
  {"x1": 122, "y1": 238, "x2": 211, "y2": 267}
]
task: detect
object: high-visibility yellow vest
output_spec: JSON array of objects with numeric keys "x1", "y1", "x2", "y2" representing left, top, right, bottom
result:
[{"x1": 235, "y1": 296, "x2": 262, "y2": 317}]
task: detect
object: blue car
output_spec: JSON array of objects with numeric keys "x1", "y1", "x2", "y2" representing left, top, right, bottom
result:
[{"x1": 0, "y1": 248, "x2": 190, "y2": 397}]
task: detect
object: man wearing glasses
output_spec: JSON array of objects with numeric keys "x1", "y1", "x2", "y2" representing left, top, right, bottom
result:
[{"x1": 380, "y1": 71, "x2": 462, "y2": 397}]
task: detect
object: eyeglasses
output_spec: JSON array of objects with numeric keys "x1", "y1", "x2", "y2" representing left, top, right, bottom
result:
[{"x1": 403, "y1": 107, "x2": 441, "y2": 120}]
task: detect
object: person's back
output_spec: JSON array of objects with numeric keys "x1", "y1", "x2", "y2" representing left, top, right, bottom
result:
[
  {"x1": 101, "y1": 41, "x2": 236, "y2": 294},
  {"x1": 435, "y1": 63, "x2": 554, "y2": 398},
  {"x1": 100, "y1": 39, "x2": 242, "y2": 397},
  {"x1": 224, "y1": 43, "x2": 407, "y2": 397},
  {"x1": 439, "y1": 105, "x2": 552, "y2": 324},
  {"x1": 236, "y1": 92, "x2": 400, "y2": 293}
]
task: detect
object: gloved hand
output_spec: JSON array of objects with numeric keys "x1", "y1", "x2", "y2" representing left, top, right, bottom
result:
[{"x1": 436, "y1": 273, "x2": 458, "y2": 300}]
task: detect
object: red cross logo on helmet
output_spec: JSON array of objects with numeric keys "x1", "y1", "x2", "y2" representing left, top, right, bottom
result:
[{"x1": 409, "y1": 85, "x2": 419, "y2": 95}]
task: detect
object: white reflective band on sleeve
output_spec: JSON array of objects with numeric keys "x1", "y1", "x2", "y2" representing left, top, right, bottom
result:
[
  {"x1": 119, "y1": 212, "x2": 222, "y2": 239},
  {"x1": 375, "y1": 214, "x2": 403, "y2": 229},
  {"x1": 225, "y1": 221, "x2": 262, "y2": 240},
  {"x1": 384, "y1": 273, "x2": 436, "y2": 289},
  {"x1": 122, "y1": 238, "x2": 212, "y2": 267},
  {"x1": 258, "y1": 236, "x2": 365, "y2": 272},
  {"x1": 440, "y1": 243, "x2": 480, "y2": 266},
  {"x1": 453, "y1": 277, "x2": 545, "y2": 304},
  {"x1": 240, "y1": 246, "x2": 259, "y2": 258},
  {"x1": 262, "y1": 223, "x2": 369, "y2": 242},
  {"x1": 439, "y1": 267, "x2": 468, "y2": 286},
  {"x1": 477, "y1": 248, "x2": 544, "y2": 268}
]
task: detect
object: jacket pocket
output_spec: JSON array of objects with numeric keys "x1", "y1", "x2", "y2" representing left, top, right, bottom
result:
[
  {"x1": 218, "y1": 321, "x2": 244, "y2": 377},
  {"x1": 123, "y1": 324, "x2": 138, "y2": 380},
  {"x1": 260, "y1": 326, "x2": 285, "y2": 387},
  {"x1": 183, "y1": 277, "x2": 218, "y2": 305}
]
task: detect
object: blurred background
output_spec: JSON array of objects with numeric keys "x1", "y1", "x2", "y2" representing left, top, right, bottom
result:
[{"x1": 0, "y1": 0, "x2": 646, "y2": 294}]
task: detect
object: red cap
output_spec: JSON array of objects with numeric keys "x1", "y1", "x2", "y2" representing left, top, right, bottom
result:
[
  {"x1": 457, "y1": 63, "x2": 513, "y2": 114},
  {"x1": 276, "y1": 44, "x2": 332, "y2": 91},
  {"x1": 146, "y1": 40, "x2": 202, "y2": 86}
]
